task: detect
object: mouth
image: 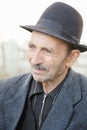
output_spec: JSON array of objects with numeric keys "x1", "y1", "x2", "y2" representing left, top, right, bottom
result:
[{"x1": 32, "y1": 68, "x2": 46, "y2": 75}]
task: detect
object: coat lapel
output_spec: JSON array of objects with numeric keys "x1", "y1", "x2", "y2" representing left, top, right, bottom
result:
[
  {"x1": 41, "y1": 69, "x2": 81, "y2": 130},
  {"x1": 4, "y1": 74, "x2": 32, "y2": 130}
]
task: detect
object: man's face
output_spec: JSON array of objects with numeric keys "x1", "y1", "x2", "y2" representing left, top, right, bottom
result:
[{"x1": 28, "y1": 31, "x2": 70, "y2": 82}]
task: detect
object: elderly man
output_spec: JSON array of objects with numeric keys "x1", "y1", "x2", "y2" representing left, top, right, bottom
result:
[{"x1": 0, "y1": 2, "x2": 87, "y2": 130}]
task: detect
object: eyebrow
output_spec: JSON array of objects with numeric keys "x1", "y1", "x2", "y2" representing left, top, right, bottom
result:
[{"x1": 28, "y1": 41, "x2": 54, "y2": 52}]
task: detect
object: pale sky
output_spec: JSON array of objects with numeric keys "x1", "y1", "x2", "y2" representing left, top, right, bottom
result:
[{"x1": 0, "y1": 0, "x2": 87, "y2": 47}]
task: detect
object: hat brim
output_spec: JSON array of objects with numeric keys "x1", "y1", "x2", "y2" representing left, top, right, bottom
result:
[{"x1": 20, "y1": 25, "x2": 87, "y2": 52}]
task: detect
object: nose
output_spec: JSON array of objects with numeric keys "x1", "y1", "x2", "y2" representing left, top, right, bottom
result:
[{"x1": 28, "y1": 50, "x2": 43, "y2": 65}]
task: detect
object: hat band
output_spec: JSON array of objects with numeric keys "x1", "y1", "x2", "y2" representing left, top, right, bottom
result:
[{"x1": 36, "y1": 18, "x2": 80, "y2": 44}]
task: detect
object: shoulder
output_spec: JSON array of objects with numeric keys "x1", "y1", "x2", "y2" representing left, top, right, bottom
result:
[
  {"x1": 68, "y1": 69, "x2": 87, "y2": 96},
  {"x1": 79, "y1": 72, "x2": 87, "y2": 85},
  {"x1": 70, "y1": 69, "x2": 87, "y2": 85},
  {"x1": 74, "y1": 70, "x2": 87, "y2": 89},
  {"x1": 78, "y1": 73, "x2": 87, "y2": 96},
  {"x1": 0, "y1": 73, "x2": 31, "y2": 94},
  {"x1": 71, "y1": 69, "x2": 87, "y2": 102}
]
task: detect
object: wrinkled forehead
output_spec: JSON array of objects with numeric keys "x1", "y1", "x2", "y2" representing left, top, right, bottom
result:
[{"x1": 30, "y1": 31, "x2": 69, "y2": 49}]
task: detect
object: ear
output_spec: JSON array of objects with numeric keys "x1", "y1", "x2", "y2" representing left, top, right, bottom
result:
[{"x1": 65, "y1": 50, "x2": 80, "y2": 68}]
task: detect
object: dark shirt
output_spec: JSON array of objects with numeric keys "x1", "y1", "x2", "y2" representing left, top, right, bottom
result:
[
  {"x1": 16, "y1": 77, "x2": 66, "y2": 130},
  {"x1": 29, "y1": 80, "x2": 64, "y2": 130}
]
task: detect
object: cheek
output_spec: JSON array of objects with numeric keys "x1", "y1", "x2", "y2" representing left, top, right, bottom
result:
[
  {"x1": 46, "y1": 56, "x2": 57, "y2": 69},
  {"x1": 51, "y1": 56, "x2": 66, "y2": 69},
  {"x1": 27, "y1": 50, "x2": 32, "y2": 62}
]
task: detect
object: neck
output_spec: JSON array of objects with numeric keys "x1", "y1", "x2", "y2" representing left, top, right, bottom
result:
[{"x1": 42, "y1": 69, "x2": 68, "y2": 94}]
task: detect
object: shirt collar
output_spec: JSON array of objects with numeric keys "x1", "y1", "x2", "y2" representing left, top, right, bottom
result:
[
  {"x1": 48, "y1": 78, "x2": 65, "y2": 99},
  {"x1": 29, "y1": 80, "x2": 43, "y2": 98},
  {"x1": 49, "y1": 70, "x2": 69, "y2": 99},
  {"x1": 29, "y1": 79, "x2": 63, "y2": 100}
]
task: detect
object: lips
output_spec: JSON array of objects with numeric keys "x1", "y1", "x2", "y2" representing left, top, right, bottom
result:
[{"x1": 32, "y1": 68, "x2": 45, "y2": 75}]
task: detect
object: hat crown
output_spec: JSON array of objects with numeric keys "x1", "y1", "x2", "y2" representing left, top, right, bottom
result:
[
  {"x1": 20, "y1": 2, "x2": 87, "y2": 52},
  {"x1": 38, "y1": 2, "x2": 83, "y2": 41}
]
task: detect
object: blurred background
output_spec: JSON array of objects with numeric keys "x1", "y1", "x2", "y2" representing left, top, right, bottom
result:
[{"x1": 0, "y1": 0, "x2": 87, "y2": 79}]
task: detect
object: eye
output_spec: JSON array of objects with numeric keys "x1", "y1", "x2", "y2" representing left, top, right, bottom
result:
[
  {"x1": 44, "y1": 48, "x2": 51, "y2": 53},
  {"x1": 28, "y1": 43, "x2": 35, "y2": 49}
]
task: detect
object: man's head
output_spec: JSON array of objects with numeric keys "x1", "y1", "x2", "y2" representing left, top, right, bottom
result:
[
  {"x1": 28, "y1": 31, "x2": 80, "y2": 82},
  {"x1": 20, "y1": 2, "x2": 87, "y2": 83}
]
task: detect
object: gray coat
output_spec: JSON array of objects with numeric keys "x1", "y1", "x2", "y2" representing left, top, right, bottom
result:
[{"x1": 0, "y1": 69, "x2": 87, "y2": 130}]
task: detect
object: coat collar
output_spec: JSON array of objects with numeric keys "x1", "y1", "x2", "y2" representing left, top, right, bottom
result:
[
  {"x1": 4, "y1": 74, "x2": 32, "y2": 130},
  {"x1": 41, "y1": 69, "x2": 81, "y2": 130}
]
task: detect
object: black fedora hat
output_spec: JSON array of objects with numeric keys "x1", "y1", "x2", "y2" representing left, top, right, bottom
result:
[{"x1": 20, "y1": 2, "x2": 87, "y2": 52}]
